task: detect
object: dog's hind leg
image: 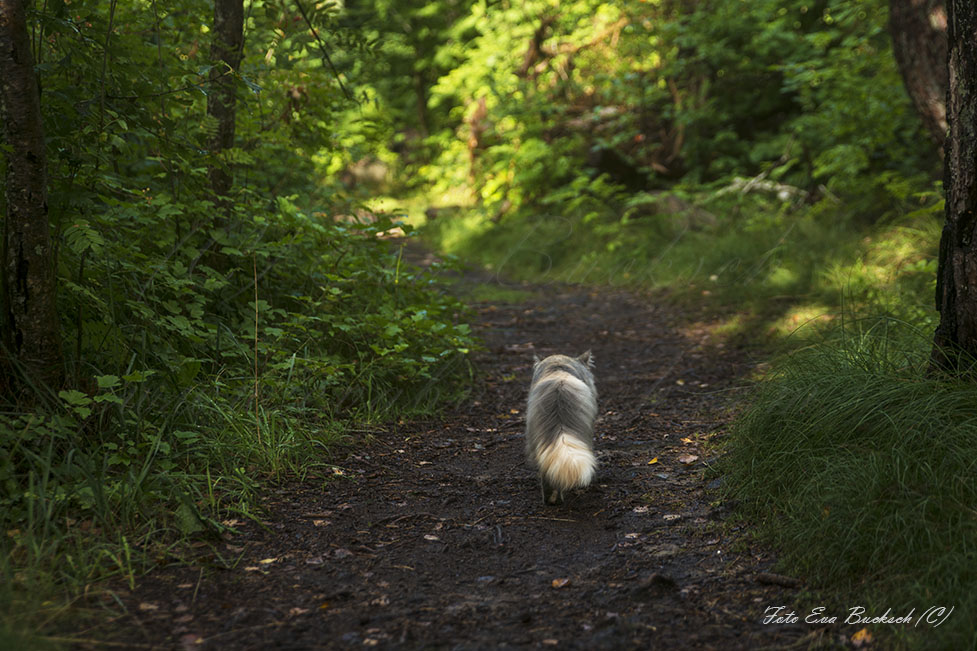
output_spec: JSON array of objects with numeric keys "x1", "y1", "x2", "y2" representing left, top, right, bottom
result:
[{"x1": 540, "y1": 477, "x2": 564, "y2": 506}]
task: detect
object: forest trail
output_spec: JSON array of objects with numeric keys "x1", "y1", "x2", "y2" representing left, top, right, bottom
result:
[{"x1": 97, "y1": 258, "x2": 819, "y2": 650}]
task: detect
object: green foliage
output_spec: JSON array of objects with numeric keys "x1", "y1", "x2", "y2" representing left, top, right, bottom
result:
[
  {"x1": 0, "y1": 0, "x2": 959, "y2": 643},
  {"x1": 411, "y1": 0, "x2": 937, "y2": 217},
  {"x1": 723, "y1": 320, "x2": 977, "y2": 649},
  {"x1": 422, "y1": 181, "x2": 943, "y2": 340},
  {"x1": 0, "y1": 0, "x2": 476, "y2": 635},
  {"x1": 410, "y1": 0, "x2": 945, "y2": 345}
]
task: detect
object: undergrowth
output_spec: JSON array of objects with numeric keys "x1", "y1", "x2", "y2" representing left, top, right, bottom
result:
[
  {"x1": 723, "y1": 318, "x2": 977, "y2": 649},
  {"x1": 417, "y1": 178, "x2": 942, "y2": 342},
  {"x1": 0, "y1": 210, "x2": 475, "y2": 643}
]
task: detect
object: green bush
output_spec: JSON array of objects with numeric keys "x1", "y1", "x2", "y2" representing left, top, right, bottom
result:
[
  {"x1": 1, "y1": 0, "x2": 476, "y2": 629},
  {"x1": 2, "y1": 200, "x2": 475, "y2": 589},
  {"x1": 418, "y1": 0, "x2": 937, "y2": 217}
]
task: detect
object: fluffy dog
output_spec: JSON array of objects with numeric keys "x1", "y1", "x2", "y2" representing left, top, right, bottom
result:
[{"x1": 525, "y1": 352, "x2": 598, "y2": 505}]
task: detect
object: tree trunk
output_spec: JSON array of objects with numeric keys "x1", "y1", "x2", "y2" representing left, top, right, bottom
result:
[
  {"x1": 931, "y1": 0, "x2": 977, "y2": 373},
  {"x1": 889, "y1": 0, "x2": 948, "y2": 151},
  {"x1": 207, "y1": 0, "x2": 244, "y2": 204},
  {"x1": 0, "y1": 0, "x2": 63, "y2": 390}
]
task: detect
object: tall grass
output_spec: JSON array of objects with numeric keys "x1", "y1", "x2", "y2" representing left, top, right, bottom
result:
[{"x1": 724, "y1": 318, "x2": 977, "y2": 649}]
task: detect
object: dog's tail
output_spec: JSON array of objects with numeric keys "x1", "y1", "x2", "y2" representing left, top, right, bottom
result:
[{"x1": 536, "y1": 431, "x2": 596, "y2": 493}]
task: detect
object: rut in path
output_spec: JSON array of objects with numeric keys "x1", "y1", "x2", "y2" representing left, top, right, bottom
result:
[{"x1": 103, "y1": 278, "x2": 816, "y2": 650}]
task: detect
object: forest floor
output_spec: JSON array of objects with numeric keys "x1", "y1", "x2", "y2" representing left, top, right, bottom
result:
[{"x1": 79, "y1": 251, "x2": 844, "y2": 650}]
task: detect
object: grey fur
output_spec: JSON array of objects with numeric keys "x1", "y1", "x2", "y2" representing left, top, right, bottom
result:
[{"x1": 525, "y1": 351, "x2": 598, "y2": 505}]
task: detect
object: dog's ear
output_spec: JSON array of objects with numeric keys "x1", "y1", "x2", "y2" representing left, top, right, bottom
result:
[
  {"x1": 533, "y1": 354, "x2": 542, "y2": 367},
  {"x1": 578, "y1": 350, "x2": 595, "y2": 368}
]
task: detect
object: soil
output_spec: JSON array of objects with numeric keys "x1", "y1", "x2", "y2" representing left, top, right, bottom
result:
[{"x1": 86, "y1": 259, "x2": 834, "y2": 650}]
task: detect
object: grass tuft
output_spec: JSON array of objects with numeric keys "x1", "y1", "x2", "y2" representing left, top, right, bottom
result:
[{"x1": 724, "y1": 317, "x2": 977, "y2": 649}]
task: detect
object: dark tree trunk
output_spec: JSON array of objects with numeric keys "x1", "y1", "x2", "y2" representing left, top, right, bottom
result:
[
  {"x1": 0, "y1": 0, "x2": 63, "y2": 390},
  {"x1": 207, "y1": 0, "x2": 244, "y2": 204},
  {"x1": 931, "y1": 0, "x2": 977, "y2": 373},
  {"x1": 889, "y1": 0, "x2": 948, "y2": 150}
]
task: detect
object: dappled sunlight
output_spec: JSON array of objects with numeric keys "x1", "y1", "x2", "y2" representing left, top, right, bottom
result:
[
  {"x1": 765, "y1": 265, "x2": 800, "y2": 291},
  {"x1": 2, "y1": 0, "x2": 968, "y2": 646},
  {"x1": 770, "y1": 305, "x2": 836, "y2": 339}
]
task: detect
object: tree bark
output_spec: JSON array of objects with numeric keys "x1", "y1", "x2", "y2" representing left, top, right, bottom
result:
[
  {"x1": 0, "y1": 0, "x2": 63, "y2": 390},
  {"x1": 207, "y1": 0, "x2": 244, "y2": 204},
  {"x1": 889, "y1": 0, "x2": 948, "y2": 150},
  {"x1": 931, "y1": 0, "x2": 977, "y2": 373}
]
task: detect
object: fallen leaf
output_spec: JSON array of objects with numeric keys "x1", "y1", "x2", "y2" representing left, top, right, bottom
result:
[
  {"x1": 648, "y1": 457, "x2": 658, "y2": 465},
  {"x1": 542, "y1": 640, "x2": 559, "y2": 646},
  {"x1": 423, "y1": 534, "x2": 440, "y2": 541},
  {"x1": 225, "y1": 544, "x2": 244, "y2": 553},
  {"x1": 179, "y1": 633, "x2": 203, "y2": 649},
  {"x1": 551, "y1": 577, "x2": 571, "y2": 589},
  {"x1": 177, "y1": 583, "x2": 194, "y2": 589},
  {"x1": 174, "y1": 614, "x2": 194, "y2": 624},
  {"x1": 624, "y1": 533, "x2": 639, "y2": 539},
  {"x1": 289, "y1": 607, "x2": 310, "y2": 616},
  {"x1": 678, "y1": 454, "x2": 699, "y2": 464},
  {"x1": 312, "y1": 520, "x2": 331, "y2": 527},
  {"x1": 680, "y1": 437, "x2": 693, "y2": 444},
  {"x1": 851, "y1": 628, "x2": 873, "y2": 647},
  {"x1": 258, "y1": 557, "x2": 277, "y2": 564},
  {"x1": 632, "y1": 506, "x2": 649, "y2": 514},
  {"x1": 318, "y1": 602, "x2": 330, "y2": 610},
  {"x1": 675, "y1": 379, "x2": 685, "y2": 385},
  {"x1": 305, "y1": 556, "x2": 324, "y2": 565},
  {"x1": 663, "y1": 514, "x2": 682, "y2": 522},
  {"x1": 138, "y1": 602, "x2": 159, "y2": 611}
]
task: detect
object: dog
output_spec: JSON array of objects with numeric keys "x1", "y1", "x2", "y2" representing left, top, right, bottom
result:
[{"x1": 525, "y1": 351, "x2": 598, "y2": 505}]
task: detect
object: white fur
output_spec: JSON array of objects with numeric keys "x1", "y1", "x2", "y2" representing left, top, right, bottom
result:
[{"x1": 536, "y1": 432, "x2": 597, "y2": 491}]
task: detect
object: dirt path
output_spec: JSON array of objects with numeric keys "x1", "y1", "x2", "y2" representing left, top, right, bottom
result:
[{"x1": 96, "y1": 269, "x2": 820, "y2": 650}]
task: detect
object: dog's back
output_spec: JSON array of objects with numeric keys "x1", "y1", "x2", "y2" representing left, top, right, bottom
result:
[{"x1": 525, "y1": 352, "x2": 598, "y2": 504}]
